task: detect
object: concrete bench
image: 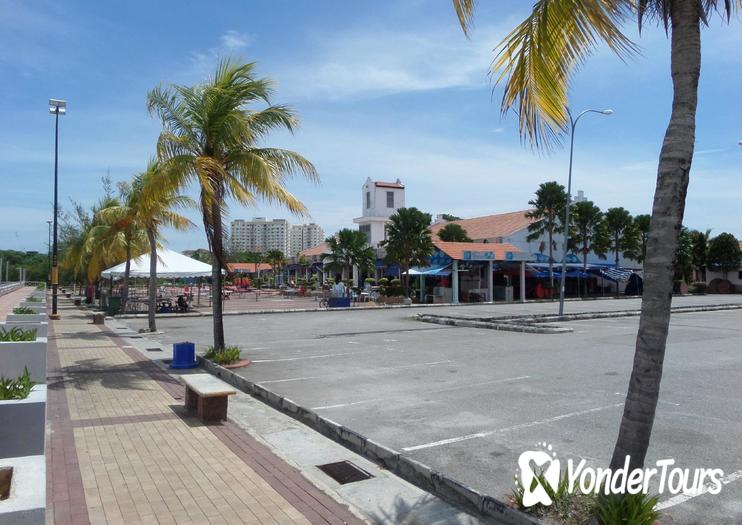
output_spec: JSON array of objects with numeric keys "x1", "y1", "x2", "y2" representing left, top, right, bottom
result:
[{"x1": 182, "y1": 374, "x2": 236, "y2": 422}]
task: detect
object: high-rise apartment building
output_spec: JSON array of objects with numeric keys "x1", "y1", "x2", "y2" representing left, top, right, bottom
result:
[{"x1": 230, "y1": 218, "x2": 324, "y2": 256}]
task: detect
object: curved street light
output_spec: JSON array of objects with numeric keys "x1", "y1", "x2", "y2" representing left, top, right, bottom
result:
[{"x1": 558, "y1": 108, "x2": 613, "y2": 316}]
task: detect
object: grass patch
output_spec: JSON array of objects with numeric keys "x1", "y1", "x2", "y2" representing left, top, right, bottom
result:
[
  {"x1": 0, "y1": 368, "x2": 36, "y2": 400},
  {"x1": 12, "y1": 307, "x2": 35, "y2": 315},
  {"x1": 0, "y1": 327, "x2": 37, "y2": 342},
  {"x1": 204, "y1": 345, "x2": 241, "y2": 365},
  {"x1": 25, "y1": 296, "x2": 41, "y2": 303}
]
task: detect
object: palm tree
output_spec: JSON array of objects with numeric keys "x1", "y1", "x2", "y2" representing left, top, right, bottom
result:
[
  {"x1": 632, "y1": 214, "x2": 651, "y2": 268},
  {"x1": 131, "y1": 160, "x2": 195, "y2": 332},
  {"x1": 525, "y1": 181, "x2": 567, "y2": 290},
  {"x1": 381, "y1": 207, "x2": 435, "y2": 297},
  {"x1": 690, "y1": 228, "x2": 711, "y2": 281},
  {"x1": 265, "y1": 249, "x2": 286, "y2": 285},
  {"x1": 148, "y1": 59, "x2": 318, "y2": 350},
  {"x1": 569, "y1": 200, "x2": 606, "y2": 295},
  {"x1": 91, "y1": 187, "x2": 148, "y2": 313},
  {"x1": 438, "y1": 223, "x2": 472, "y2": 242},
  {"x1": 453, "y1": 0, "x2": 739, "y2": 471},
  {"x1": 603, "y1": 207, "x2": 637, "y2": 296},
  {"x1": 325, "y1": 229, "x2": 375, "y2": 283}
]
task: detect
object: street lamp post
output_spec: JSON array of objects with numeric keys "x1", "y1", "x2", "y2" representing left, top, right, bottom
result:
[
  {"x1": 49, "y1": 99, "x2": 66, "y2": 319},
  {"x1": 46, "y1": 219, "x2": 52, "y2": 287},
  {"x1": 558, "y1": 107, "x2": 613, "y2": 316}
]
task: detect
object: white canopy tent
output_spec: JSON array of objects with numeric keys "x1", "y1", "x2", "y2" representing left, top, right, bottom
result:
[{"x1": 100, "y1": 248, "x2": 214, "y2": 279}]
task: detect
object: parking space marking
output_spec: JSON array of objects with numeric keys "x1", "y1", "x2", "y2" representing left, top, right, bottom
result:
[
  {"x1": 312, "y1": 374, "x2": 530, "y2": 411},
  {"x1": 655, "y1": 470, "x2": 742, "y2": 510},
  {"x1": 258, "y1": 360, "x2": 454, "y2": 386},
  {"x1": 402, "y1": 403, "x2": 623, "y2": 452}
]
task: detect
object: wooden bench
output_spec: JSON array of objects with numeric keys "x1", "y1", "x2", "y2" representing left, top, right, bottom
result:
[{"x1": 182, "y1": 374, "x2": 237, "y2": 422}]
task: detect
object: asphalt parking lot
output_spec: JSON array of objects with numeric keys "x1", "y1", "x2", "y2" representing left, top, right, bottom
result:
[{"x1": 125, "y1": 296, "x2": 742, "y2": 524}]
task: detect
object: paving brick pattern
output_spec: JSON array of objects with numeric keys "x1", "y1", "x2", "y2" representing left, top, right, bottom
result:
[
  {"x1": 0, "y1": 285, "x2": 36, "y2": 318},
  {"x1": 47, "y1": 302, "x2": 364, "y2": 525}
]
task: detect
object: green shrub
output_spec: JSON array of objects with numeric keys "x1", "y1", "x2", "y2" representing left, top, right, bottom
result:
[
  {"x1": 12, "y1": 307, "x2": 35, "y2": 315},
  {"x1": 364, "y1": 277, "x2": 375, "y2": 285},
  {"x1": 512, "y1": 468, "x2": 573, "y2": 513},
  {"x1": 25, "y1": 296, "x2": 41, "y2": 303},
  {"x1": 689, "y1": 281, "x2": 707, "y2": 295},
  {"x1": 0, "y1": 328, "x2": 37, "y2": 342},
  {"x1": 0, "y1": 368, "x2": 36, "y2": 400},
  {"x1": 35, "y1": 284, "x2": 46, "y2": 290},
  {"x1": 594, "y1": 492, "x2": 660, "y2": 525},
  {"x1": 204, "y1": 345, "x2": 241, "y2": 365}
]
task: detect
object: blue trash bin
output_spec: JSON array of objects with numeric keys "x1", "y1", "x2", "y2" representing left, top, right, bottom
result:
[{"x1": 171, "y1": 341, "x2": 198, "y2": 369}]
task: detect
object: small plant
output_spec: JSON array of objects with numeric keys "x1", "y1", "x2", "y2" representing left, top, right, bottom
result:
[
  {"x1": 12, "y1": 307, "x2": 35, "y2": 315},
  {"x1": 689, "y1": 281, "x2": 707, "y2": 295},
  {"x1": 0, "y1": 328, "x2": 37, "y2": 342},
  {"x1": 25, "y1": 296, "x2": 41, "y2": 303},
  {"x1": 203, "y1": 345, "x2": 241, "y2": 365},
  {"x1": 0, "y1": 368, "x2": 36, "y2": 400},
  {"x1": 35, "y1": 284, "x2": 46, "y2": 290},
  {"x1": 594, "y1": 492, "x2": 660, "y2": 525},
  {"x1": 512, "y1": 468, "x2": 573, "y2": 513}
]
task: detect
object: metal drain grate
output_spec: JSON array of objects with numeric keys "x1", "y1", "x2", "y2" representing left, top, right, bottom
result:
[
  {"x1": 146, "y1": 347, "x2": 163, "y2": 352},
  {"x1": 316, "y1": 461, "x2": 373, "y2": 485}
]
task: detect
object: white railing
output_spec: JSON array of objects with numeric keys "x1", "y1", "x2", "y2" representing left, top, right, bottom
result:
[{"x1": 0, "y1": 282, "x2": 23, "y2": 297}]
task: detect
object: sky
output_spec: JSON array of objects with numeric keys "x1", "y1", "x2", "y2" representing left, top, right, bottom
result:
[{"x1": 1, "y1": 0, "x2": 740, "y2": 253}]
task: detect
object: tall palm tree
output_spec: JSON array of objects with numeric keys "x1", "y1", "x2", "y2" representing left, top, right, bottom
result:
[
  {"x1": 381, "y1": 207, "x2": 434, "y2": 297},
  {"x1": 604, "y1": 207, "x2": 637, "y2": 296},
  {"x1": 453, "y1": 0, "x2": 739, "y2": 470},
  {"x1": 690, "y1": 228, "x2": 711, "y2": 281},
  {"x1": 632, "y1": 214, "x2": 651, "y2": 268},
  {"x1": 148, "y1": 59, "x2": 318, "y2": 350},
  {"x1": 132, "y1": 160, "x2": 195, "y2": 332},
  {"x1": 265, "y1": 249, "x2": 286, "y2": 285},
  {"x1": 525, "y1": 181, "x2": 567, "y2": 290},
  {"x1": 90, "y1": 189, "x2": 148, "y2": 313},
  {"x1": 325, "y1": 229, "x2": 375, "y2": 282},
  {"x1": 569, "y1": 200, "x2": 606, "y2": 295}
]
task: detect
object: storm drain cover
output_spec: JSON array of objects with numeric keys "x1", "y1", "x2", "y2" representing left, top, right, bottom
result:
[
  {"x1": 316, "y1": 461, "x2": 373, "y2": 485},
  {"x1": 146, "y1": 347, "x2": 163, "y2": 352}
]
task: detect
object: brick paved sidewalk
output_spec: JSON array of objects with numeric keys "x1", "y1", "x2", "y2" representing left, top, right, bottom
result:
[
  {"x1": 0, "y1": 285, "x2": 36, "y2": 318},
  {"x1": 47, "y1": 301, "x2": 364, "y2": 525}
]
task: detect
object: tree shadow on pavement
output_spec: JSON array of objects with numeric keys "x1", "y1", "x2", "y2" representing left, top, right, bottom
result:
[{"x1": 366, "y1": 494, "x2": 494, "y2": 525}]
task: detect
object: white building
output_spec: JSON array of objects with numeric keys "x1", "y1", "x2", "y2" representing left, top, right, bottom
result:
[
  {"x1": 230, "y1": 218, "x2": 289, "y2": 254},
  {"x1": 353, "y1": 178, "x2": 405, "y2": 247},
  {"x1": 231, "y1": 218, "x2": 324, "y2": 256},
  {"x1": 289, "y1": 223, "x2": 325, "y2": 256}
]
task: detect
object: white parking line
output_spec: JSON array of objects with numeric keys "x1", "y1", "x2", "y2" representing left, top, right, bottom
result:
[
  {"x1": 402, "y1": 403, "x2": 624, "y2": 452},
  {"x1": 655, "y1": 470, "x2": 742, "y2": 510},
  {"x1": 312, "y1": 374, "x2": 530, "y2": 411},
  {"x1": 258, "y1": 360, "x2": 454, "y2": 386},
  {"x1": 251, "y1": 352, "x2": 357, "y2": 363}
]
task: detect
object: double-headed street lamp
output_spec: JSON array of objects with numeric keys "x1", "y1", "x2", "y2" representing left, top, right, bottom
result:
[
  {"x1": 49, "y1": 99, "x2": 66, "y2": 319},
  {"x1": 558, "y1": 107, "x2": 613, "y2": 316}
]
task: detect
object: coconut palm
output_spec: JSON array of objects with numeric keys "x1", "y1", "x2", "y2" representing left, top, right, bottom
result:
[
  {"x1": 381, "y1": 207, "x2": 435, "y2": 297},
  {"x1": 632, "y1": 214, "x2": 651, "y2": 267},
  {"x1": 438, "y1": 223, "x2": 472, "y2": 242},
  {"x1": 525, "y1": 181, "x2": 567, "y2": 290},
  {"x1": 569, "y1": 200, "x2": 606, "y2": 294},
  {"x1": 689, "y1": 228, "x2": 711, "y2": 281},
  {"x1": 324, "y1": 229, "x2": 375, "y2": 282},
  {"x1": 604, "y1": 207, "x2": 637, "y2": 295},
  {"x1": 131, "y1": 160, "x2": 195, "y2": 332},
  {"x1": 265, "y1": 249, "x2": 286, "y2": 285},
  {"x1": 148, "y1": 59, "x2": 318, "y2": 350},
  {"x1": 453, "y1": 0, "x2": 739, "y2": 470}
]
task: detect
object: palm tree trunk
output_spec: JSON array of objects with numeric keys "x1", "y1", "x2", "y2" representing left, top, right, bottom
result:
[
  {"x1": 209, "y1": 202, "x2": 226, "y2": 351},
  {"x1": 122, "y1": 241, "x2": 131, "y2": 314},
  {"x1": 146, "y1": 228, "x2": 157, "y2": 333},
  {"x1": 610, "y1": 0, "x2": 700, "y2": 471},
  {"x1": 548, "y1": 230, "x2": 554, "y2": 292}
]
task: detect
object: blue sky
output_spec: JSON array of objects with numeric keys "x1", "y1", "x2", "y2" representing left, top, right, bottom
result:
[{"x1": 1, "y1": 0, "x2": 740, "y2": 253}]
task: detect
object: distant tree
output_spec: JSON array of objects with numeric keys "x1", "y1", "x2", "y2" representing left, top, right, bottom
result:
[
  {"x1": 525, "y1": 181, "x2": 567, "y2": 289},
  {"x1": 325, "y1": 229, "x2": 375, "y2": 282},
  {"x1": 633, "y1": 214, "x2": 651, "y2": 266},
  {"x1": 381, "y1": 207, "x2": 434, "y2": 297},
  {"x1": 707, "y1": 233, "x2": 741, "y2": 280},
  {"x1": 690, "y1": 229, "x2": 711, "y2": 281},
  {"x1": 673, "y1": 227, "x2": 693, "y2": 284},
  {"x1": 440, "y1": 213, "x2": 462, "y2": 222},
  {"x1": 265, "y1": 249, "x2": 286, "y2": 285},
  {"x1": 438, "y1": 223, "x2": 472, "y2": 242},
  {"x1": 569, "y1": 201, "x2": 606, "y2": 294},
  {"x1": 604, "y1": 207, "x2": 638, "y2": 295}
]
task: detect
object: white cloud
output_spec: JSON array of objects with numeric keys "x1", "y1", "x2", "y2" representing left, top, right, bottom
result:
[
  {"x1": 220, "y1": 30, "x2": 252, "y2": 51},
  {"x1": 190, "y1": 30, "x2": 253, "y2": 77}
]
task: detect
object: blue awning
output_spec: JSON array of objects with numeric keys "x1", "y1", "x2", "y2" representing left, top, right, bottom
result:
[
  {"x1": 406, "y1": 264, "x2": 452, "y2": 276},
  {"x1": 594, "y1": 267, "x2": 634, "y2": 283}
]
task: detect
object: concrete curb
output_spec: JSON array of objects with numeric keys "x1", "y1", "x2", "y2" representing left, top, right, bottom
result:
[
  {"x1": 199, "y1": 357, "x2": 540, "y2": 525},
  {"x1": 417, "y1": 303, "x2": 742, "y2": 334}
]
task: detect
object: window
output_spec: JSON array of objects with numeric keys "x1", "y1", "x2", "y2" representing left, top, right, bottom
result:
[
  {"x1": 366, "y1": 191, "x2": 371, "y2": 209},
  {"x1": 386, "y1": 191, "x2": 394, "y2": 208},
  {"x1": 359, "y1": 224, "x2": 371, "y2": 242}
]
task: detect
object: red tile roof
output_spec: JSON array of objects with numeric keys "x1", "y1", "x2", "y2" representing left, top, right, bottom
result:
[
  {"x1": 433, "y1": 241, "x2": 521, "y2": 261},
  {"x1": 375, "y1": 181, "x2": 405, "y2": 189},
  {"x1": 430, "y1": 210, "x2": 535, "y2": 241},
  {"x1": 299, "y1": 242, "x2": 329, "y2": 257},
  {"x1": 227, "y1": 262, "x2": 273, "y2": 273}
]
